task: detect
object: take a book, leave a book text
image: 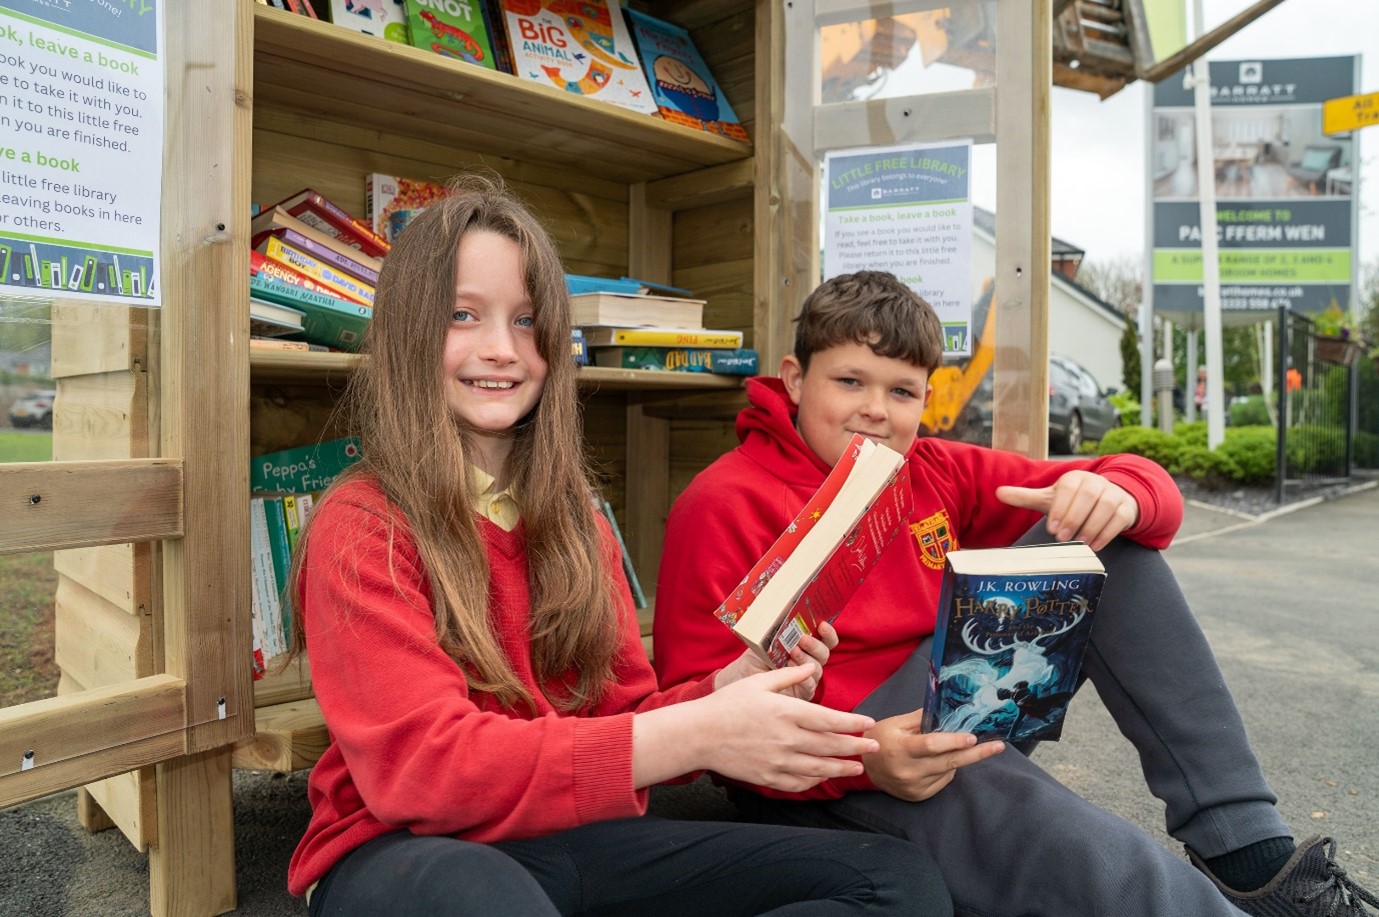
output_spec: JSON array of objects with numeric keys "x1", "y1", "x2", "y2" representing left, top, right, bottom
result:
[
  {"x1": 922, "y1": 542, "x2": 1106, "y2": 744},
  {"x1": 715, "y1": 434, "x2": 912, "y2": 666}
]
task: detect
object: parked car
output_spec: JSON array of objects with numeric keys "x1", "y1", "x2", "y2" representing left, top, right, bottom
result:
[
  {"x1": 1048, "y1": 355, "x2": 1119, "y2": 454},
  {"x1": 8, "y1": 389, "x2": 56, "y2": 430}
]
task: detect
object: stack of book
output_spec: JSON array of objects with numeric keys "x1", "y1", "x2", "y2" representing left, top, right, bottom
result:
[
  {"x1": 574, "y1": 276, "x2": 757, "y2": 376},
  {"x1": 248, "y1": 438, "x2": 363, "y2": 675},
  {"x1": 249, "y1": 188, "x2": 387, "y2": 353}
]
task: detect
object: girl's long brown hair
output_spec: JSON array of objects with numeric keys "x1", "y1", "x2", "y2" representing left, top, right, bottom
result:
[{"x1": 289, "y1": 174, "x2": 619, "y2": 713}]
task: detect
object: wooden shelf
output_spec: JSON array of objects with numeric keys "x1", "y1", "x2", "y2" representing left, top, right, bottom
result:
[
  {"x1": 251, "y1": 350, "x2": 746, "y2": 392},
  {"x1": 252, "y1": 6, "x2": 752, "y2": 186}
]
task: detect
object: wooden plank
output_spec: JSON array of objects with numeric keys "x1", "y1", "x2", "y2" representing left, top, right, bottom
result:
[
  {"x1": 0, "y1": 675, "x2": 186, "y2": 790},
  {"x1": 50, "y1": 304, "x2": 150, "y2": 378},
  {"x1": 756, "y1": 1, "x2": 819, "y2": 371},
  {"x1": 231, "y1": 698, "x2": 328, "y2": 773},
  {"x1": 252, "y1": 108, "x2": 630, "y2": 207},
  {"x1": 624, "y1": 402, "x2": 671, "y2": 604},
  {"x1": 51, "y1": 370, "x2": 149, "y2": 461},
  {"x1": 55, "y1": 577, "x2": 153, "y2": 689},
  {"x1": 645, "y1": 160, "x2": 756, "y2": 211},
  {"x1": 0, "y1": 729, "x2": 185, "y2": 813},
  {"x1": 815, "y1": 88, "x2": 997, "y2": 151},
  {"x1": 59, "y1": 672, "x2": 155, "y2": 851},
  {"x1": 53, "y1": 543, "x2": 152, "y2": 615},
  {"x1": 161, "y1": 0, "x2": 254, "y2": 757},
  {"x1": 0, "y1": 460, "x2": 183, "y2": 555},
  {"x1": 149, "y1": 749, "x2": 236, "y2": 917},
  {"x1": 814, "y1": 0, "x2": 954, "y2": 26},
  {"x1": 993, "y1": 0, "x2": 1052, "y2": 458},
  {"x1": 252, "y1": 655, "x2": 313, "y2": 708},
  {"x1": 252, "y1": 8, "x2": 749, "y2": 182},
  {"x1": 629, "y1": 183, "x2": 673, "y2": 287}
]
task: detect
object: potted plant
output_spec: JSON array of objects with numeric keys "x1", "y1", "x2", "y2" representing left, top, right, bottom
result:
[{"x1": 1311, "y1": 305, "x2": 1363, "y2": 366}]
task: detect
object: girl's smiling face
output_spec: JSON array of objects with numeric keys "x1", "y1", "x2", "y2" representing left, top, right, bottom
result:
[{"x1": 442, "y1": 230, "x2": 548, "y2": 476}]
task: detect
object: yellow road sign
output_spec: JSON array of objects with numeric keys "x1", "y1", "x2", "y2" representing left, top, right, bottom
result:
[{"x1": 1324, "y1": 91, "x2": 1379, "y2": 135}]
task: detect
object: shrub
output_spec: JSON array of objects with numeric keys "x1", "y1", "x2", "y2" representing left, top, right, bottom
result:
[
  {"x1": 1095, "y1": 426, "x2": 1179, "y2": 470},
  {"x1": 1214, "y1": 426, "x2": 1277, "y2": 485},
  {"x1": 1174, "y1": 443, "x2": 1239, "y2": 484},
  {"x1": 1228, "y1": 395, "x2": 1271, "y2": 427},
  {"x1": 1109, "y1": 389, "x2": 1141, "y2": 427}
]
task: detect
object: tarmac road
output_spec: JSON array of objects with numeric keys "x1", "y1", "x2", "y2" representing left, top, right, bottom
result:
[{"x1": 2, "y1": 484, "x2": 1376, "y2": 916}]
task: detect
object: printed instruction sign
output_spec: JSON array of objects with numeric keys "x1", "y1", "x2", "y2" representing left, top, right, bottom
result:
[
  {"x1": 824, "y1": 141, "x2": 974, "y2": 355},
  {"x1": 0, "y1": 0, "x2": 164, "y2": 305}
]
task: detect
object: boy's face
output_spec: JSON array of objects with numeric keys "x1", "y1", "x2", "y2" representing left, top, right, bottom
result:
[{"x1": 780, "y1": 341, "x2": 931, "y2": 468}]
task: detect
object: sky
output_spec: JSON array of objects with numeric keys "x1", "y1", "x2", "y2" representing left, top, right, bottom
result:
[{"x1": 875, "y1": 0, "x2": 1379, "y2": 274}]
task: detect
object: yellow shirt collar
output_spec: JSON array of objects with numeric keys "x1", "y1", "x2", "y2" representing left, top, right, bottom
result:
[{"x1": 469, "y1": 465, "x2": 521, "y2": 532}]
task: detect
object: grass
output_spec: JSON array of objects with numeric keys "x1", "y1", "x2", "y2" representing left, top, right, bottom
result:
[
  {"x1": 1, "y1": 431, "x2": 58, "y2": 707},
  {"x1": 0, "y1": 430, "x2": 52, "y2": 463},
  {"x1": 0, "y1": 551, "x2": 59, "y2": 708}
]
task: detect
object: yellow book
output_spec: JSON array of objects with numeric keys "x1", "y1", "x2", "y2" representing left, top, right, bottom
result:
[{"x1": 580, "y1": 326, "x2": 744, "y2": 348}]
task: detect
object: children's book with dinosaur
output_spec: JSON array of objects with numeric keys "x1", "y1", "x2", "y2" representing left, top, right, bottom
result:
[
  {"x1": 498, "y1": 0, "x2": 657, "y2": 114},
  {"x1": 922, "y1": 542, "x2": 1106, "y2": 744},
  {"x1": 404, "y1": 0, "x2": 504, "y2": 71}
]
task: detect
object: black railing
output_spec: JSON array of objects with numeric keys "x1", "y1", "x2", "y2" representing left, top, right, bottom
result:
[{"x1": 1275, "y1": 307, "x2": 1358, "y2": 503}]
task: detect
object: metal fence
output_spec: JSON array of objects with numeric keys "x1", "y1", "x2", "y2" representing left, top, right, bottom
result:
[{"x1": 1274, "y1": 307, "x2": 1360, "y2": 502}]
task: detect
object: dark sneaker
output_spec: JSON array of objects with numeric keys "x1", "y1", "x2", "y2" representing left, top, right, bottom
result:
[{"x1": 1189, "y1": 835, "x2": 1379, "y2": 917}]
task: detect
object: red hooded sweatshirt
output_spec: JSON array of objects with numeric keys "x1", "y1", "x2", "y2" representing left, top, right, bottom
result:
[{"x1": 653, "y1": 377, "x2": 1181, "y2": 799}]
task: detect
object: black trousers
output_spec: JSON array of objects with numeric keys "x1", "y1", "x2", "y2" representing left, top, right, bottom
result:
[{"x1": 308, "y1": 815, "x2": 949, "y2": 916}]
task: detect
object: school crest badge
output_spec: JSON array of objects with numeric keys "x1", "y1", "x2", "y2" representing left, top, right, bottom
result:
[{"x1": 911, "y1": 511, "x2": 956, "y2": 569}]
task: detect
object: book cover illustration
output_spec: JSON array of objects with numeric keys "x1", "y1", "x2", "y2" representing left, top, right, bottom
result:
[
  {"x1": 591, "y1": 346, "x2": 758, "y2": 375},
  {"x1": 924, "y1": 549, "x2": 1105, "y2": 743},
  {"x1": 328, "y1": 0, "x2": 410, "y2": 42},
  {"x1": 624, "y1": 8, "x2": 749, "y2": 142},
  {"x1": 365, "y1": 173, "x2": 450, "y2": 242},
  {"x1": 405, "y1": 0, "x2": 503, "y2": 70},
  {"x1": 251, "y1": 437, "x2": 364, "y2": 494},
  {"x1": 499, "y1": 0, "x2": 657, "y2": 115}
]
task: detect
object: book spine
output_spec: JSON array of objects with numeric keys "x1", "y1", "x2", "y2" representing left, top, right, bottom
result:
[
  {"x1": 263, "y1": 237, "x2": 377, "y2": 305},
  {"x1": 598, "y1": 347, "x2": 757, "y2": 374},
  {"x1": 601, "y1": 499, "x2": 646, "y2": 609},
  {"x1": 601, "y1": 329, "x2": 744, "y2": 348},
  {"x1": 262, "y1": 496, "x2": 294, "y2": 652},
  {"x1": 283, "y1": 494, "x2": 302, "y2": 551},
  {"x1": 286, "y1": 193, "x2": 390, "y2": 258},
  {"x1": 249, "y1": 338, "x2": 313, "y2": 352},
  {"x1": 280, "y1": 228, "x2": 380, "y2": 285},
  {"x1": 250, "y1": 497, "x2": 284, "y2": 659},
  {"x1": 248, "y1": 276, "x2": 372, "y2": 351},
  {"x1": 250, "y1": 249, "x2": 366, "y2": 304}
]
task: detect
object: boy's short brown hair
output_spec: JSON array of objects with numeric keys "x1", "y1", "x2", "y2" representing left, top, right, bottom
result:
[{"x1": 793, "y1": 270, "x2": 945, "y2": 373}]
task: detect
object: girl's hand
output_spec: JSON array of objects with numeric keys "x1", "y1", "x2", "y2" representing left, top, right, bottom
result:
[
  {"x1": 713, "y1": 622, "x2": 838, "y2": 701},
  {"x1": 633, "y1": 665, "x2": 878, "y2": 792},
  {"x1": 997, "y1": 470, "x2": 1140, "y2": 551},
  {"x1": 861, "y1": 710, "x2": 1005, "y2": 802}
]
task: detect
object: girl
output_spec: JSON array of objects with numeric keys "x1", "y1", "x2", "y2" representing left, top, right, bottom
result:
[{"x1": 286, "y1": 175, "x2": 949, "y2": 916}]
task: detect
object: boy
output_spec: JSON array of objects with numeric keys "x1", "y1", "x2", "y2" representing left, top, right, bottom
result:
[{"x1": 654, "y1": 271, "x2": 1377, "y2": 917}]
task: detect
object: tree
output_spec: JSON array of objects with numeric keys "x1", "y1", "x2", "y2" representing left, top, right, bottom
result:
[{"x1": 1076, "y1": 255, "x2": 1142, "y2": 317}]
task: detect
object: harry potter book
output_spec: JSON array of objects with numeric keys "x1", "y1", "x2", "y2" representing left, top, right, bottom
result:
[
  {"x1": 922, "y1": 542, "x2": 1106, "y2": 743},
  {"x1": 715, "y1": 434, "x2": 912, "y2": 667}
]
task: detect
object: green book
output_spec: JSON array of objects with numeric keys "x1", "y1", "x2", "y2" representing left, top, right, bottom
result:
[
  {"x1": 260, "y1": 496, "x2": 294, "y2": 652},
  {"x1": 248, "y1": 274, "x2": 371, "y2": 352},
  {"x1": 405, "y1": 0, "x2": 503, "y2": 71},
  {"x1": 251, "y1": 438, "x2": 363, "y2": 494}
]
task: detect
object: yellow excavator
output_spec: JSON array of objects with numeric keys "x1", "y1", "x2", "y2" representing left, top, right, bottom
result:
[{"x1": 921, "y1": 278, "x2": 995, "y2": 440}]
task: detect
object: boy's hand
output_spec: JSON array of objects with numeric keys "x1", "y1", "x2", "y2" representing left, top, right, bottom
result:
[
  {"x1": 997, "y1": 470, "x2": 1139, "y2": 551},
  {"x1": 862, "y1": 710, "x2": 1005, "y2": 802},
  {"x1": 714, "y1": 621, "x2": 838, "y2": 701}
]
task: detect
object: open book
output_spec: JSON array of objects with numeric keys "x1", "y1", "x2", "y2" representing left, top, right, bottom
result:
[
  {"x1": 714, "y1": 433, "x2": 912, "y2": 666},
  {"x1": 922, "y1": 542, "x2": 1106, "y2": 743}
]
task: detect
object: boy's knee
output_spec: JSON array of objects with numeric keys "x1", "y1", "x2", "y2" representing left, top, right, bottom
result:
[{"x1": 860, "y1": 834, "x2": 952, "y2": 914}]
